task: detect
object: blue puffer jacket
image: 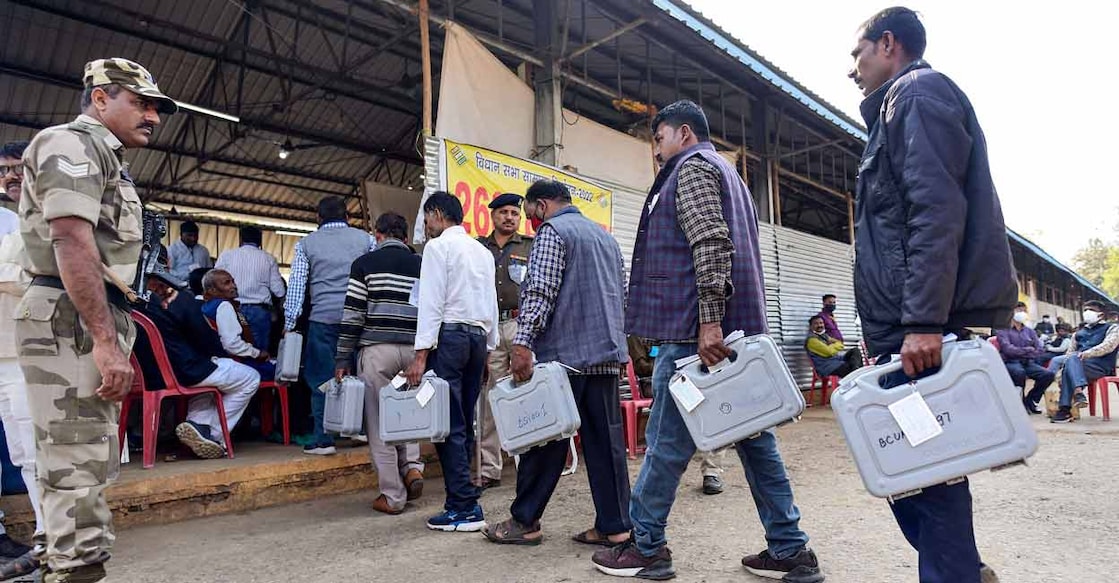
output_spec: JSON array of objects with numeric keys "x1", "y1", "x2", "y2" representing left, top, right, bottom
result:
[{"x1": 855, "y1": 60, "x2": 1017, "y2": 356}]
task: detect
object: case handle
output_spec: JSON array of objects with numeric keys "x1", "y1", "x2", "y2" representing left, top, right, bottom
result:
[{"x1": 698, "y1": 350, "x2": 739, "y2": 375}]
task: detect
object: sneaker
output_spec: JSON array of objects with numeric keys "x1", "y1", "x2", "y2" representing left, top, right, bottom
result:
[
  {"x1": 1022, "y1": 398, "x2": 1042, "y2": 415},
  {"x1": 44, "y1": 562, "x2": 105, "y2": 583},
  {"x1": 591, "y1": 540, "x2": 675, "y2": 580},
  {"x1": 742, "y1": 548, "x2": 825, "y2": 582},
  {"x1": 1073, "y1": 390, "x2": 1088, "y2": 409},
  {"x1": 175, "y1": 422, "x2": 225, "y2": 459},
  {"x1": 302, "y1": 444, "x2": 337, "y2": 456},
  {"x1": 426, "y1": 504, "x2": 486, "y2": 532},
  {"x1": 702, "y1": 475, "x2": 724, "y2": 495},
  {"x1": 0, "y1": 534, "x2": 32, "y2": 559},
  {"x1": 1051, "y1": 408, "x2": 1074, "y2": 423}
]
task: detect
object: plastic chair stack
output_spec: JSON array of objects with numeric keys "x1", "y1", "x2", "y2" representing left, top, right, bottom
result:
[
  {"x1": 620, "y1": 361, "x2": 653, "y2": 459},
  {"x1": 1089, "y1": 376, "x2": 1116, "y2": 421}
]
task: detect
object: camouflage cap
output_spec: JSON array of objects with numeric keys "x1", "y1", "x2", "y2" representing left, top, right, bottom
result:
[{"x1": 83, "y1": 58, "x2": 177, "y2": 115}]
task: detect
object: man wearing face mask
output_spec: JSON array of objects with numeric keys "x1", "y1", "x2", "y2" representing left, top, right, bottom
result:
[
  {"x1": 996, "y1": 303, "x2": 1054, "y2": 414},
  {"x1": 474, "y1": 193, "x2": 532, "y2": 490},
  {"x1": 1052, "y1": 300, "x2": 1119, "y2": 423},
  {"x1": 816, "y1": 294, "x2": 844, "y2": 342},
  {"x1": 805, "y1": 316, "x2": 863, "y2": 378},
  {"x1": 1034, "y1": 314, "x2": 1055, "y2": 337}
]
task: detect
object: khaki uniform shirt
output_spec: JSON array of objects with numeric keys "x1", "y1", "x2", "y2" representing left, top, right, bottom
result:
[
  {"x1": 20, "y1": 114, "x2": 143, "y2": 285},
  {"x1": 478, "y1": 232, "x2": 532, "y2": 316}
]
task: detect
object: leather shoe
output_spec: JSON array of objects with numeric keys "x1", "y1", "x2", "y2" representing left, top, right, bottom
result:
[
  {"x1": 480, "y1": 477, "x2": 501, "y2": 490},
  {"x1": 404, "y1": 468, "x2": 424, "y2": 501},
  {"x1": 702, "y1": 475, "x2": 724, "y2": 495},
  {"x1": 372, "y1": 494, "x2": 404, "y2": 515}
]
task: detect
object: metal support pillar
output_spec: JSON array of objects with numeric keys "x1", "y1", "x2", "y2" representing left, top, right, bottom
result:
[{"x1": 532, "y1": 0, "x2": 562, "y2": 166}]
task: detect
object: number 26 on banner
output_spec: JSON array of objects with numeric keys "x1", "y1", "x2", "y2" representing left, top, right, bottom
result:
[{"x1": 452, "y1": 181, "x2": 535, "y2": 237}]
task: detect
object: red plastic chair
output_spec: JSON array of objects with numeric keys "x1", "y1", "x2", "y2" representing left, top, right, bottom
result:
[
  {"x1": 808, "y1": 369, "x2": 841, "y2": 407},
  {"x1": 1089, "y1": 376, "x2": 1116, "y2": 421},
  {"x1": 120, "y1": 311, "x2": 234, "y2": 468},
  {"x1": 621, "y1": 361, "x2": 653, "y2": 459},
  {"x1": 259, "y1": 380, "x2": 291, "y2": 445}
]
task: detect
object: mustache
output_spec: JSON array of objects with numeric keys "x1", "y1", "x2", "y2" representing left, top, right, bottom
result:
[{"x1": 137, "y1": 123, "x2": 156, "y2": 131}]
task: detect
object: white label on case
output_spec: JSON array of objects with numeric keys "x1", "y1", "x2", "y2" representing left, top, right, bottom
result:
[
  {"x1": 888, "y1": 391, "x2": 944, "y2": 447},
  {"x1": 391, "y1": 374, "x2": 407, "y2": 389},
  {"x1": 416, "y1": 381, "x2": 436, "y2": 408},
  {"x1": 669, "y1": 374, "x2": 705, "y2": 413}
]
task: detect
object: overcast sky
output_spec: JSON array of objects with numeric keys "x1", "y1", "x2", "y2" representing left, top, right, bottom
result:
[{"x1": 685, "y1": 0, "x2": 1116, "y2": 263}]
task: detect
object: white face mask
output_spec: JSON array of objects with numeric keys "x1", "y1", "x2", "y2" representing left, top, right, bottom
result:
[
  {"x1": 1083, "y1": 310, "x2": 1101, "y2": 325},
  {"x1": 1013, "y1": 312, "x2": 1029, "y2": 324}
]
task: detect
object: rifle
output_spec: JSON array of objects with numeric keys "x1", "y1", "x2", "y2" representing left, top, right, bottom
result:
[{"x1": 126, "y1": 209, "x2": 167, "y2": 305}]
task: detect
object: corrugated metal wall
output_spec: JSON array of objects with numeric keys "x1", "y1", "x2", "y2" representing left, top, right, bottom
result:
[
  {"x1": 766, "y1": 225, "x2": 862, "y2": 388},
  {"x1": 608, "y1": 184, "x2": 647, "y2": 273}
]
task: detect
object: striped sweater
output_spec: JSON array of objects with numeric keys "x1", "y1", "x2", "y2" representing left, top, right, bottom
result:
[{"x1": 334, "y1": 239, "x2": 422, "y2": 366}]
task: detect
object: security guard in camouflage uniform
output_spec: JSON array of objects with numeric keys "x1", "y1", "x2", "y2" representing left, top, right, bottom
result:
[
  {"x1": 474, "y1": 193, "x2": 532, "y2": 489},
  {"x1": 16, "y1": 58, "x2": 176, "y2": 583}
]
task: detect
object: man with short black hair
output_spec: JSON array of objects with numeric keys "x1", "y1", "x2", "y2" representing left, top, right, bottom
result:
[
  {"x1": 849, "y1": 7, "x2": 1016, "y2": 582},
  {"x1": 406, "y1": 191, "x2": 497, "y2": 533},
  {"x1": 215, "y1": 226, "x2": 286, "y2": 351},
  {"x1": 283, "y1": 196, "x2": 374, "y2": 456},
  {"x1": 167, "y1": 221, "x2": 213, "y2": 283},
  {"x1": 593, "y1": 100, "x2": 823, "y2": 582},
  {"x1": 1053, "y1": 300, "x2": 1118, "y2": 423},
  {"x1": 335, "y1": 212, "x2": 425, "y2": 515},
  {"x1": 482, "y1": 179, "x2": 631, "y2": 548},
  {"x1": 816, "y1": 294, "x2": 844, "y2": 342},
  {"x1": 1034, "y1": 314, "x2": 1055, "y2": 336},
  {"x1": 0, "y1": 140, "x2": 41, "y2": 579}
]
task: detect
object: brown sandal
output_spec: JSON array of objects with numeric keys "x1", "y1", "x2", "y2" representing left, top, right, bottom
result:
[
  {"x1": 571, "y1": 528, "x2": 624, "y2": 547},
  {"x1": 482, "y1": 517, "x2": 543, "y2": 545}
]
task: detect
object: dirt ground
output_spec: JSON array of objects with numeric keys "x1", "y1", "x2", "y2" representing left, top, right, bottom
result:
[{"x1": 107, "y1": 414, "x2": 1117, "y2": 583}]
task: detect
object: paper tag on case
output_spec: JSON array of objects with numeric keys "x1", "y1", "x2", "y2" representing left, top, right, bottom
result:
[
  {"x1": 416, "y1": 381, "x2": 436, "y2": 408},
  {"x1": 669, "y1": 374, "x2": 705, "y2": 413},
  {"x1": 391, "y1": 374, "x2": 407, "y2": 389},
  {"x1": 888, "y1": 391, "x2": 944, "y2": 447}
]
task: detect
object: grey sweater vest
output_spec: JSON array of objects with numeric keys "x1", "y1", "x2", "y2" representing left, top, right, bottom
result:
[
  {"x1": 533, "y1": 207, "x2": 628, "y2": 370},
  {"x1": 303, "y1": 226, "x2": 370, "y2": 325}
]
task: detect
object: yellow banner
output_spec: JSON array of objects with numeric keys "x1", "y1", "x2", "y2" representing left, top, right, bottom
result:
[{"x1": 442, "y1": 139, "x2": 612, "y2": 237}]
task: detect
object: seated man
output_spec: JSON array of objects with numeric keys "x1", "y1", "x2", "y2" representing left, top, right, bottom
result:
[
  {"x1": 805, "y1": 316, "x2": 863, "y2": 378},
  {"x1": 140, "y1": 271, "x2": 261, "y2": 458},
  {"x1": 1034, "y1": 314, "x2": 1055, "y2": 337},
  {"x1": 1053, "y1": 300, "x2": 1119, "y2": 423},
  {"x1": 200, "y1": 269, "x2": 275, "y2": 379},
  {"x1": 1043, "y1": 322, "x2": 1074, "y2": 372},
  {"x1": 996, "y1": 302, "x2": 1055, "y2": 414}
]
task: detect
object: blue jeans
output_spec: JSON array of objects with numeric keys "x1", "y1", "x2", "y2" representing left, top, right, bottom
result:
[
  {"x1": 1059, "y1": 355, "x2": 1111, "y2": 407},
  {"x1": 305, "y1": 321, "x2": 341, "y2": 447},
  {"x1": 630, "y1": 342, "x2": 809, "y2": 558},
  {"x1": 429, "y1": 325, "x2": 487, "y2": 512},
  {"x1": 240, "y1": 304, "x2": 273, "y2": 352},
  {"x1": 879, "y1": 356, "x2": 981, "y2": 583},
  {"x1": 1046, "y1": 354, "x2": 1070, "y2": 374}
]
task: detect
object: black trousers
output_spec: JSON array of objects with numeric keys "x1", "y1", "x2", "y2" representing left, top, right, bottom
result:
[{"x1": 510, "y1": 374, "x2": 632, "y2": 535}]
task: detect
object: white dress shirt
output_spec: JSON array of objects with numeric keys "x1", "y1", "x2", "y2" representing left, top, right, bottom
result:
[
  {"x1": 215, "y1": 244, "x2": 286, "y2": 305},
  {"x1": 414, "y1": 225, "x2": 499, "y2": 351},
  {"x1": 215, "y1": 301, "x2": 261, "y2": 359}
]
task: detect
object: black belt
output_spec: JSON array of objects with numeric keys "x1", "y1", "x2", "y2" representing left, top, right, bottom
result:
[
  {"x1": 30, "y1": 275, "x2": 133, "y2": 312},
  {"x1": 442, "y1": 323, "x2": 486, "y2": 337}
]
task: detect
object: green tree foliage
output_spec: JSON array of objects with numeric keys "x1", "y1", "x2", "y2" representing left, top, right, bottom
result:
[{"x1": 1072, "y1": 238, "x2": 1113, "y2": 288}]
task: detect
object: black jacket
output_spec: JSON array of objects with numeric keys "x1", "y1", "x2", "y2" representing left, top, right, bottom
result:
[
  {"x1": 134, "y1": 293, "x2": 224, "y2": 389},
  {"x1": 855, "y1": 60, "x2": 1017, "y2": 355}
]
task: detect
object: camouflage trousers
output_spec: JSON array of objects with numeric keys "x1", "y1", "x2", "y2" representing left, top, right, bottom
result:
[{"x1": 14, "y1": 285, "x2": 135, "y2": 573}]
